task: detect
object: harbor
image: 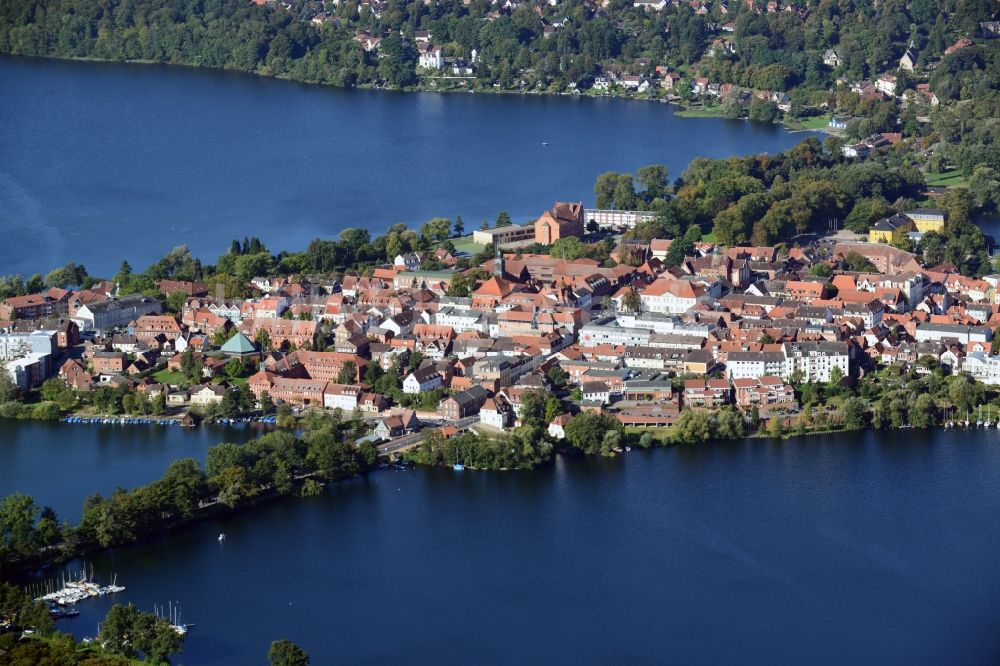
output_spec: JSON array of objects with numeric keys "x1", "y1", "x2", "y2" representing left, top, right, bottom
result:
[
  {"x1": 58, "y1": 415, "x2": 279, "y2": 426},
  {"x1": 28, "y1": 569, "x2": 125, "y2": 619}
]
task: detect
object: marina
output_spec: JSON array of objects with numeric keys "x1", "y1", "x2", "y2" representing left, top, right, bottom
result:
[{"x1": 28, "y1": 569, "x2": 125, "y2": 618}]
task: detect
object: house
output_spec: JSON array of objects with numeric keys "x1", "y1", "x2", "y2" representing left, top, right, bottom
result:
[
  {"x1": 323, "y1": 383, "x2": 362, "y2": 411},
  {"x1": 842, "y1": 143, "x2": 870, "y2": 159},
  {"x1": 823, "y1": 48, "x2": 841, "y2": 68},
  {"x1": 875, "y1": 74, "x2": 897, "y2": 97},
  {"x1": 828, "y1": 117, "x2": 850, "y2": 130},
  {"x1": 683, "y1": 379, "x2": 731, "y2": 407},
  {"x1": 581, "y1": 380, "x2": 611, "y2": 404},
  {"x1": 373, "y1": 410, "x2": 420, "y2": 440},
  {"x1": 640, "y1": 278, "x2": 709, "y2": 314},
  {"x1": 534, "y1": 201, "x2": 584, "y2": 245},
  {"x1": 91, "y1": 351, "x2": 127, "y2": 376},
  {"x1": 547, "y1": 413, "x2": 572, "y2": 439},
  {"x1": 479, "y1": 396, "x2": 514, "y2": 429},
  {"x1": 418, "y1": 44, "x2": 444, "y2": 70},
  {"x1": 74, "y1": 294, "x2": 162, "y2": 332},
  {"x1": 733, "y1": 376, "x2": 796, "y2": 408},
  {"x1": 904, "y1": 208, "x2": 946, "y2": 234},
  {"x1": 438, "y1": 385, "x2": 490, "y2": 420},
  {"x1": 190, "y1": 384, "x2": 227, "y2": 407},
  {"x1": 0, "y1": 289, "x2": 71, "y2": 320},
  {"x1": 899, "y1": 46, "x2": 919, "y2": 71},
  {"x1": 403, "y1": 365, "x2": 443, "y2": 394},
  {"x1": 869, "y1": 214, "x2": 915, "y2": 244}
]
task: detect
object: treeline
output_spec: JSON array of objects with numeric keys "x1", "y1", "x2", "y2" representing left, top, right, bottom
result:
[
  {"x1": 600, "y1": 137, "x2": 993, "y2": 276},
  {"x1": 1, "y1": 0, "x2": 994, "y2": 96},
  {"x1": 0, "y1": 414, "x2": 377, "y2": 577}
]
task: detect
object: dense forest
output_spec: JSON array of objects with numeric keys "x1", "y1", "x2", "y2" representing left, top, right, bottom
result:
[{"x1": 0, "y1": 0, "x2": 996, "y2": 98}]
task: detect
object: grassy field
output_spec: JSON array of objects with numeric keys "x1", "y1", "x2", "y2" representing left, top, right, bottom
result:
[
  {"x1": 924, "y1": 170, "x2": 966, "y2": 187},
  {"x1": 449, "y1": 235, "x2": 483, "y2": 255},
  {"x1": 674, "y1": 106, "x2": 727, "y2": 118},
  {"x1": 798, "y1": 115, "x2": 836, "y2": 130},
  {"x1": 152, "y1": 369, "x2": 185, "y2": 385}
]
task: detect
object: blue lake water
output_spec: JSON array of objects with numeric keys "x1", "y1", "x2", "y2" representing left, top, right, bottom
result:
[
  {"x1": 5, "y1": 425, "x2": 997, "y2": 665},
  {"x1": 0, "y1": 420, "x2": 261, "y2": 520},
  {"x1": 0, "y1": 56, "x2": 812, "y2": 277}
]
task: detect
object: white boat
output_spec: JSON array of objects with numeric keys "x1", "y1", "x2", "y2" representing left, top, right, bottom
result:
[{"x1": 218, "y1": 533, "x2": 226, "y2": 542}]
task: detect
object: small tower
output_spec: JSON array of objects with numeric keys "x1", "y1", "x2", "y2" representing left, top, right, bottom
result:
[{"x1": 494, "y1": 244, "x2": 505, "y2": 278}]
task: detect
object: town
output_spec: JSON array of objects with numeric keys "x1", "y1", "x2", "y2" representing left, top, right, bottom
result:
[{"x1": 2, "y1": 190, "x2": 998, "y2": 458}]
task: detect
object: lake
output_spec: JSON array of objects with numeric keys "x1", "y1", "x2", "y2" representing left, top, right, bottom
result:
[
  {"x1": 9, "y1": 424, "x2": 998, "y2": 665},
  {"x1": 0, "y1": 420, "x2": 263, "y2": 520},
  {"x1": 0, "y1": 56, "x2": 812, "y2": 277}
]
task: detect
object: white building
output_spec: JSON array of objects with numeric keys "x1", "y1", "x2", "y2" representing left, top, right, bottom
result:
[
  {"x1": 578, "y1": 324, "x2": 652, "y2": 348},
  {"x1": 323, "y1": 383, "x2": 361, "y2": 411},
  {"x1": 639, "y1": 279, "x2": 710, "y2": 314},
  {"x1": 726, "y1": 342, "x2": 850, "y2": 383},
  {"x1": 403, "y1": 366, "x2": 442, "y2": 394},
  {"x1": 418, "y1": 46, "x2": 444, "y2": 70},
  {"x1": 434, "y1": 306, "x2": 490, "y2": 334},
  {"x1": 74, "y1": 294, "x2": 162, "y2": 332},
  {"x1": 962, "y1": 352, "x2": 1000, "y2": 385},
  {"x1": 783, "y1": 341, "x2": 850, "y2": 383},
  {"x1": 479, "y1": 397, "x2": 513, "y2": 429},
  {"x1": 914, "y1": 324, "x2": 992, "y2": 345},
  {"x1": 583, "y1": 209, "x2": 659, "y2": 230}
]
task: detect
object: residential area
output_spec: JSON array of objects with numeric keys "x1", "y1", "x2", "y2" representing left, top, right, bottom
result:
[{"x1": 3, "y1": 196, "x2": 998, "y2": 450}]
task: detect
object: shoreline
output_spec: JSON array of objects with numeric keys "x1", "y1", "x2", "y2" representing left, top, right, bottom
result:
[
  {"x1": 1, "y1": 52, "x2": 825, "y2": 135},
  {"x1": 1, "y1": 417, "x2": 978, "y2": 582}
]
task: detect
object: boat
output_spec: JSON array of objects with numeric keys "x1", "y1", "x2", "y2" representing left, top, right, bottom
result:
[
  {"x1": 453, "y1": 464, "x2": 465, "y2": 471},
  {"x1": 218, "y1": 533, "x2": 226, "y2": 542}
]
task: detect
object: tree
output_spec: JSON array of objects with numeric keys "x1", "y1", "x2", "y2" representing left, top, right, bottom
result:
[
  {"x1": 544, "y1": 397, "x2": 564, "y2": 423},
  {"x1": 669, "y1": 410, "x2": 713, "y2": 444},
  {"x1": 101, "y1": 603, "x2": 183, "y2": 663},
  {"x1": 636, "y1": 164, "x2": 670, "y2": 201},
  {"x1": 255, "y1": 328, "x2": 273, "y2": 353},
  {"x1": 269, "y1": 639, "x2": 310, "y2": 666},
  {"x1": 337, "y1": 360, "x2": 358, "y2": 385},
  {"x1": 420, "y1": 217, "x2": 451, "y2": 242},
  {"x1": 495, "y1": 211, "x2": 512, "y2": 227},
  {"x1": 0, "y1": 369, "x2": 18, "y2": 402},
  {"x1": 453, "y1": 216, "x2": 465, "y2": 236},
  {"x1": 841, "y1": 397, "x2": 867, "y2": 430},
  {"x1": 563, "y1": 412, "x2": 622, "y2": 454},
  {"x1": 809, "y1": 263, "x2": 832, "y2": 277},
  {"x1": 621, "y1": 288, "x2": 641, "y2": 313},
  {"x1": 843, "y1": 251, "x2": 876, "y2": 273}
]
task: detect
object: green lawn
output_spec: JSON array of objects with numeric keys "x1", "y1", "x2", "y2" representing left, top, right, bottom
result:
[
  {"x1": 674, "y1": 106, "x2": 727, "y2": 118},
  {"x1": 449, "y1": 235, "x2": 483, "y2": 255},
  {"x1": 798, "y1": 115, "x2": 835, "y2": 130},
  {"x1": 924, "y1": 170, "x2": 966, "y2": 187},
  {"x1": 152, "y1": 369, "x2": 185, "y2": 385}
]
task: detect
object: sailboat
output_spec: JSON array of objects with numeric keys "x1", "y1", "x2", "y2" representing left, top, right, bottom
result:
[{"x1": 217, "y1": 533, "x2": 226, "y2": 542}]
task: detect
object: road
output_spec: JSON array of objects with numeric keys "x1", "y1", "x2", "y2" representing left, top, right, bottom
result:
[{"x1": 376, "y1": 416, "x2": 478, "y2": 455}]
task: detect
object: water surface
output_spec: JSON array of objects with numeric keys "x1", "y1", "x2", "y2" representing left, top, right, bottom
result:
[
  {"x1": 19, "y1": 427, "x2": 1000, "y2": 665},
  {"x1": 0, "y1": 56, "x2": 811, "y2": 276}
]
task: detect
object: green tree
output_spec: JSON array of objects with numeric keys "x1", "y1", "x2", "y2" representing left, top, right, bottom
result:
[
  {"x1": 563, "y1": 412, "x2": 622, "y2": 454},
  {"x1": 269, "y1": 639, "x2": 310, "y2": 666},
  {"x1": 337, "y1": 360, "x2": 358, "y2": 385},
  {"x1": 621, "y1": 288, "x2": 641, "y2": 313},
  {"x1": 841, "y1": 397, "x2": 867, "y2": 430}
]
